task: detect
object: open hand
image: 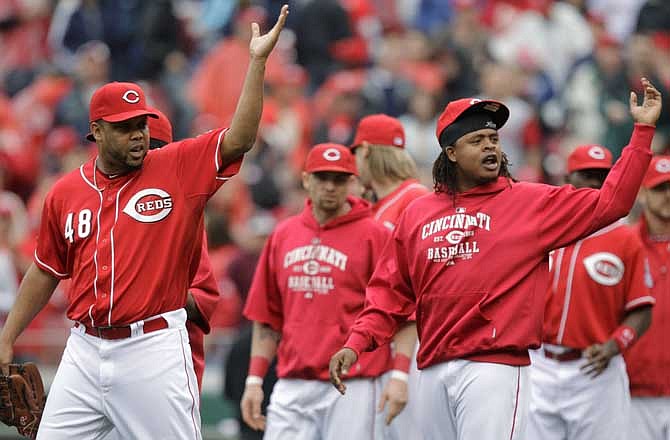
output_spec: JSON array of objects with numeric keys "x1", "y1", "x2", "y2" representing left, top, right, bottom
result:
[
  {"x1": 329, "y1": 348, "x2": 358, "y2": 394},
  {"x1": 630, "y1": 77, "x2": 662, "y2": 126},
  {"x1": 249, "y1": 4, "x2": 289, "y2": 60},
  {"x1": 378, "y1": 377, "x2": 408, "y2": 425}
]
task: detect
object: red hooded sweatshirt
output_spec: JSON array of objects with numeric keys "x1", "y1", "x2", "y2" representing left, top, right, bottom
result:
[
  {"x1": 625, "y1": 216, "x2": 670, "y2": 396},
  {"x1": 345, "y1": 124, "x2": 655, "y2": 368},
  {"x1": 244, "y1": 196, "x2": 392, "y2": 380}
]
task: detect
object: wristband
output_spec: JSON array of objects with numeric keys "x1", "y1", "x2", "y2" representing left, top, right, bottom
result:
[
  {"x1": 245, "y1": 375, "x2": 263, "y2": 386},
  {"x1": 248, "y1": 355, "x2": 270, "y2": 378},
  {"x1": 392, "y1": 353, "x2": 411, "y2": 373},
  {"x1": 612, "y1": 325, "x2": 638, "y2": 353},
  {"x1": 390, "y1": 370, "x2": 409, "y2": 382}
]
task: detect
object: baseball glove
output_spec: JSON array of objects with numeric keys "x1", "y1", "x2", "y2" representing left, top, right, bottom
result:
[{"x1": 0, "y1": 363, "x2": 45, "y2": 439}]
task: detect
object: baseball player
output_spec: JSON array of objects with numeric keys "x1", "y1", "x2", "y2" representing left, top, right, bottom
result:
[
  {"x1": 0, "y1": 6, "x2": 288, "y2": 439},
  {"x1": 102, "y1": 109, "x2": 220, "y2": 440},
  {"x1": 329, "y1": 77, "x2": 662, "y2": 440},
  {"x1": 625, "y1": 155, "x2": 670, "y2": 440},
  {"x1": 350, "y1": 114, "x2": 429, "y2": 435},
  {"x1": 526, "y1": 144, "x2": 654, "y2": 440},
  {"x1": 240, "y1": 143, "x2": 392, "y2": 439}
]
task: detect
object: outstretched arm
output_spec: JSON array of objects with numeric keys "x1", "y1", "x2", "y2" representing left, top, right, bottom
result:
[
  {"x1": 220, "y1": 5, "x2": 289, "y2": 168},
  {"x1": 0, "y1": 264, "x2": 60, "y2": 363},
  {"x1": 540, "y1": 78, "x2": 662, "y2": 251}
]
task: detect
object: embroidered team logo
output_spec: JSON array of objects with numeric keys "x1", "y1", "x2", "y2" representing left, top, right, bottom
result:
[
  {"x1": 588, "y1": 146, "x2": 606, "y2": 160},
  {"x1": 122, "y1": 90, "x2": 140, "y2": 104},
  {"x1": 122, "y1": 188, "x2": 173, "y2": 223},
  {"x1": 323, "y1": 148, "x2": 341, "y2": 161},
  {"x1": 656, "y1": 158, "x2": 670, "y2": 173},
  {"x1": 583, "y1": 252, "x2": 624, "y2": 286}
]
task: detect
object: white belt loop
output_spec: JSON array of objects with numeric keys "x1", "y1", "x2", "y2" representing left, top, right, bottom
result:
[{"x1": 130, "y1": 320, "x2": 144, "y2": 337}]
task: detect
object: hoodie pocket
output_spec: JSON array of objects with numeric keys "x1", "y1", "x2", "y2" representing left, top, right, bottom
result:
[{"x1": 418, "y1": 291, "x2": 494, "y2": 355}]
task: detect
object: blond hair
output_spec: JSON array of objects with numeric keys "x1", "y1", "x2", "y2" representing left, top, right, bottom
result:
[{"x1": 366, "y1": 145, "x2": 418, "y2": 183}]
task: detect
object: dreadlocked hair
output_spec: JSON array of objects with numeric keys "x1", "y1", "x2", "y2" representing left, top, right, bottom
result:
[{"x1": 432, "y1": 150, "x2": 515, "y2": 196}]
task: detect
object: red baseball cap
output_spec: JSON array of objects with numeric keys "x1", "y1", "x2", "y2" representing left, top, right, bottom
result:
[
  {"x1": 86, "y1": 82, "x2": 158, "y2": 141},
  {"x1": 305, "y1": 143, "x2": 358, "y2": 175},
  {"x1": 147, "y1": 107, "x2": 173, "y2": 144},
  {"x1": 351, "y1": 114, "x2": 405, "y2": 149},
  {"x1": 435, "y1": 98, "x2": 509, "y2": 145},
  {"x1": 567, "y1": 144, "x2": 613, "y2": 173},
  {"x1": 642, "y1": 155, "x2": 670, "y2": 189}
]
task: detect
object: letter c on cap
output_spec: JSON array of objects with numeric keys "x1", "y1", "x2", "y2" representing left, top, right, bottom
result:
[
  {"x1": 122, "y1": 90, "x2": 140, "y2": 104},
  {"x1": 588, "y1": 146, "x2": 605, "y2": 160},
  {"x1": 656, "y1": 158, "x2": 670, "y2": 173},
  {"x1": 323, "y1": 148, "x2": 341, "y2": 161}
]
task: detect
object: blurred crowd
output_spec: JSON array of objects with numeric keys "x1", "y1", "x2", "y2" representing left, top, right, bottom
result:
[{"x1": 0, "y1": 0, "x2": 669, "y2": 366}]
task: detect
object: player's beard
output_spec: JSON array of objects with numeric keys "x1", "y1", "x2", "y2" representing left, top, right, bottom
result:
[{"x1": 111, "y1": 148, "x2": 146, "y2": 172}]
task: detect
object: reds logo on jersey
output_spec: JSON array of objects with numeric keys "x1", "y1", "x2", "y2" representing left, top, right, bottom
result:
[
  {"x1": 122, "y1": 188, "x2": 173, "y2": 223},
  {"x1": 583, "y1": 252, "x2": 625, "y2": 286}
]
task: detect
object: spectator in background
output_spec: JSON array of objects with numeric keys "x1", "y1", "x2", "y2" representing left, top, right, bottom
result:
[
  {"x1": 360, "y1": 34, "x2": 415, "y2": 117},
  {"x1": 0, "y1": 0, "x2": 52, "y2": 96},
  {"x1": 55, "y1": 40, "x2": 110, "y2": 139},
  {"x1": 636, "y1": 0, "x2": 670, "y2": 35},
  {"x1": 293, "y1": 0, "x2": 358, "y2": 92},
  {"x1": 190, "y1": 5, "x2": 287, "y2": 126},
  {"x1": 626, "y1": 31, "x2": 670, "y2": 152},
  {"x1": 48, "y1": 0, "x2": 143, "y2": 80},
  {"x1": 563, "y1": 34, "x2": 631, "y2": 159},
  {"x1": 399, "y1": 86, "x2": 442, "y2": 182}
]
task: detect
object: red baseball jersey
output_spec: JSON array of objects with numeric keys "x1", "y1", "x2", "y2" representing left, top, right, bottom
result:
[
  {"x1": 34, "y1": 128, "x2": 241, "y2": 327},
  {"x1": 625, "y1": 217, "x2": 670, "y2": 396},
  {"x1": 186, "y1": 231, "x2": 220, "y2": 391},
  {"x1": 542, "y1": 221, "x2": 655, "y2": 349},
  {"x1": 373, "y1": 179, "x2": 430, "y2": 230},
  {"x1": 344, "y1": 124, "x2": 654, "y2": 369},
  {"x1": 244, "y1": 196, "x2": 392, "y2": 381}
]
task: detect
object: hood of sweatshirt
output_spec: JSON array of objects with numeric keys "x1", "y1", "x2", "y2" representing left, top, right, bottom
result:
[{"x1": 300, "y1": 196, "x2": 372, "y2": 231}]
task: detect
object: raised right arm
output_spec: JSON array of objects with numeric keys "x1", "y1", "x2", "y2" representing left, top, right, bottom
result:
[{"x1": 539, "y1": 78, "x2": 662, "y2": 251}]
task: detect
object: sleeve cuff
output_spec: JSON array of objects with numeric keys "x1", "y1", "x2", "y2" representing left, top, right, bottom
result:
[
  {"x1": 344, "y1": 331, "x2": 370, "y2": 356},
  {"x1": 631, "y1": 123, "x2": 656, "y2": 149}
]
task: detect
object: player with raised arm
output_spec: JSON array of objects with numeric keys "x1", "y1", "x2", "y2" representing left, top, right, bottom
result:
[
  {"x1": 0, "y1": 6, "x2": 288, "y2": 439},
  {"x1": 330, "y1": 78, "x2": 661, "y2": 440}
]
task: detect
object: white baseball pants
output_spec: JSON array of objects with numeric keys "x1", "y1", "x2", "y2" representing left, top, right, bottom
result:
[
  {"x1": 629, "y1": 397, "x2": 670, "y2": 440},
  {"x1": 527, "y1": 348, "x2": 630, "y2": 440},
  {"x1": 264, "y1": 377, "x2": 388, "y2": 440},
  {"x1": 37, "y1": 308, "x2": 201, "y2": 440},
  {"x1": 415, "y1": 359, "x2": 529, "y2": 440}
]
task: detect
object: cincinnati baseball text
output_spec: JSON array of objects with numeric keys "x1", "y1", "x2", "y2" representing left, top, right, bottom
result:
[
  {"x1": 421, "y1": 212, "x2": 491, "y2": 240},
  {"x1": 427, "y1": 242, "x2": 480, "y2": 262},
  {"x1": 287, "y1": 276, "x2": 335, "y2": 293},
  {"x1": 283, "y1": 245, "x2": 348, "y2": 271}
]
